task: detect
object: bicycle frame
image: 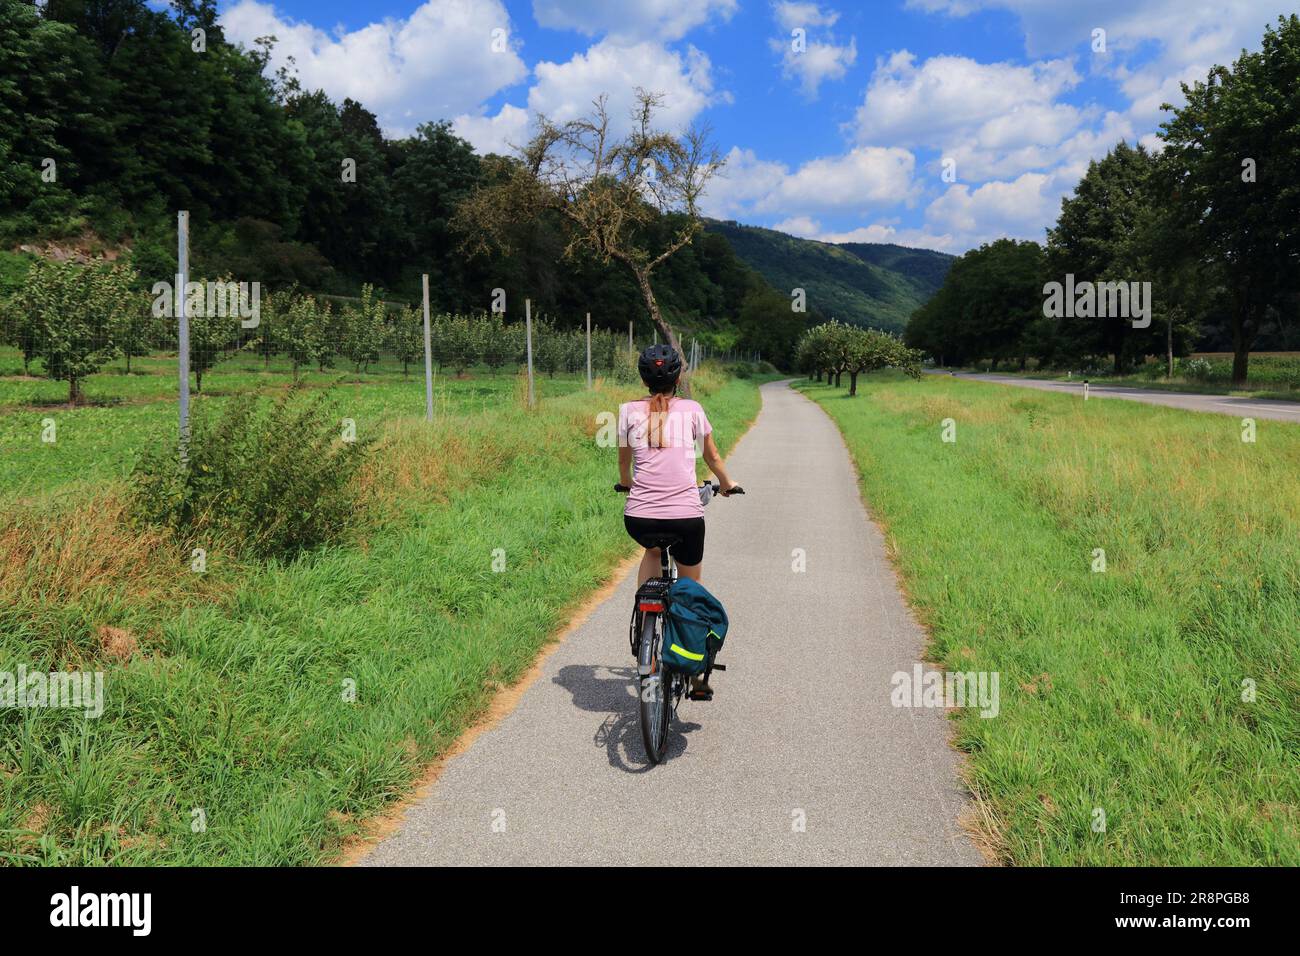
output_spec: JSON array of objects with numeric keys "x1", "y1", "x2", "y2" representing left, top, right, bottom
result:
[{"x1": 631, "y1": 543, "x2": 687, "y2": 764}]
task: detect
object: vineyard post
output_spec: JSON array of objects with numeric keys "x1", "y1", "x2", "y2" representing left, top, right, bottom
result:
[
  {"x1": 585, "y1": 312, "x2": 592, "y2": 389},
  {"x1": 177, "y1": 210, "x2": 190, "y2": 464},
  {"x1": 525, "y1": 298, "x2": 536, "y2": 408},
  {"x1": 421, "y1": 274, "x2": 433, "y2": 421}
]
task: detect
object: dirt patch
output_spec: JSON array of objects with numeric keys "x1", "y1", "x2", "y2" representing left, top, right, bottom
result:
[{"x1": 98, "y1": 626, "x2": 139, "y2": 662}]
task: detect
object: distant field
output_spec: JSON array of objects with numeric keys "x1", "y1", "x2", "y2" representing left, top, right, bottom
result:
[
  {"x1": 0, "y1": 345, "x2": 587, "y2": 501},
  {"x1": 799, "y1": 373, "x2": 1299, "y2": 865}
]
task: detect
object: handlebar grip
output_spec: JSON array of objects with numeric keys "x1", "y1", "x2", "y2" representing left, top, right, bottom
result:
[
  {"x1": 613, "y1": 483, "x2": 630, "y2": 493},
  {"x1": 724, "y1": 486, "x2": 745, "y2": 496}
]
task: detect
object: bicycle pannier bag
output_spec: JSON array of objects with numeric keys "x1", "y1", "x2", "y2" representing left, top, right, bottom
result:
[{"x1": 662, "y1": 577, "x2": 728, "y2": 675}]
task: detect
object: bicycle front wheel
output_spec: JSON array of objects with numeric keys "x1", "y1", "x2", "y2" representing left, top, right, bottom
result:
[{"x1": 637, "y1": 611, "x2": 671, "y2": 764}]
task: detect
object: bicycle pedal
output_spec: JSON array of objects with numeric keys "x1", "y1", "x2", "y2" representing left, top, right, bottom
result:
[
  {"x1": 710, "y1": 664, "x2": 726, "y2": 671},
  {"x1": 687, "y1": 689, "x2": 714, "y2": 702}
]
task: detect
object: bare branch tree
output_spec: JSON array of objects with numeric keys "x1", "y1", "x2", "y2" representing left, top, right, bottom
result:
[{"x1": 455, "y1": 89, "x2": 724, "y2": 394}]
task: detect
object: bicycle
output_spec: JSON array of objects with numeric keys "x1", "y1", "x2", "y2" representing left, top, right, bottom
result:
[{"x1": 613, "y1": 481, "x2": 744, "y2": 764}]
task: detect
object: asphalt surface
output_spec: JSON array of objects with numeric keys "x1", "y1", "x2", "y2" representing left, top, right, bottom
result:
[
  {"x1": 361, "y1": 381, "x2": 983, "y2": 866},
  {"x1": 930, "y1": 370, "x2": 1300, "y2": 424}
]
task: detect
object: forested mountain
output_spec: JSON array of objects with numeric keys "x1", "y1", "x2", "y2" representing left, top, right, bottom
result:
[
  {"x1": 705, "y1": 221, "x2": 953, "y2": 333},
  {"x1": 0, "y1": 0, "x2": 817, "y2": 363}
]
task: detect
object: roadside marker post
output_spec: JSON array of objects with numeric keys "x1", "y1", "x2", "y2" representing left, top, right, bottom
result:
[
  {"x1": 422, "y1": 274, "x2": 434, "y2": 421},
  {"x1": 628, "y1": 320, "x2": 633, "y2": 355},
  {"x1": 525, "y1": 299, "x2": 536, "y2": 408},
  {"x1": 585, "y1": 312, "x2": 592, "y2": 389},
  {"x1": 177, "y1": 210, "x2": 190, "y2": 464}
]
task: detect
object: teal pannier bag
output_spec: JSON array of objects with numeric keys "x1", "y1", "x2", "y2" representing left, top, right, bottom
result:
[{"x1": 662, "y1": 577, "x2": 729, "y2": 675}]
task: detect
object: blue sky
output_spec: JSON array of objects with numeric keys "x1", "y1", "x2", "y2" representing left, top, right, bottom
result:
[{"x1": 212, "y1": 0, "x2": 1290, "y2": 253}]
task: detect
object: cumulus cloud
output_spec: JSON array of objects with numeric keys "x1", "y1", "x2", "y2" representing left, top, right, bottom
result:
[
  {"x1": 702, "y1": 145, "x2": 917, "y2": 222},
  {"x1": 532, "y1": 0, "x2": 738, "y2": 42},
  {"x1": 770, "y1": 2, "x2": 857, "y2": 97},
  {"x1": 451, "y1": 104, "x2": 531, "y2": 156},
  {"x1": 853, "y1": 51, "x2": 1081, "y2": 148},
  {"x1": 772, "y1": 1, "x2": 841, "y2": 31},
  {"x1": 905, "y1": 0, "x2": 1285, "y2": 125},
  {"x1": 915, "y1": 169, "x2": 1077, "y2": 250},
  {"x1": 528, "y1": 39, "x2": 722, "y2": 133},
  {"x1": 220, "y1": 0, "x2": 527, "y2": 136}
]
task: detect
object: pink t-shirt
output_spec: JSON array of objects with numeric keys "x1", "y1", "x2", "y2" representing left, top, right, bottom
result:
[{"x1": 619, "y1": 397, "x2": 712, "y2": 519}]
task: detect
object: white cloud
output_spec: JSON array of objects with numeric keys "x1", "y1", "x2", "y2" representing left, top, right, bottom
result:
[
  {"x1": 451, "y1": 104, "x2": 531, "y2": 156},
  {"x1": 771, "y1": 214, "x2": 957, "y2": 251},
  {"x1": 701, "y1": 147, "x2": 789, "y2": 219},
  {"x1": 888, "y1": 2, "x2": 1288, "y2": 251},
  {"x1": 905, "y1": 0, "x2": 1286, "y2": 125},
  {"x1": 770, "y1": 2, "x2": 856, "y2": 97},
  {"x1": 853, "y1": 51, "x2": 1081, "y2": 148},
  {"x1": 920, "y1": 170, "x2": 1070, "y2": 249},
  {"x1": 532, "y1": 0, "x2": 738, "y2": 42},
  {"x1": 772, "y1": 215, "x2": 821, "y2": 236},
  {"x1": 773, "y1": 1, "x2": 840, "y2": 31},
  {"x1": 774, "y1": 36, "x2": 858, "y2": 97},
  {"x1": 220, "y1": 0, "x2": 527, "y2": 136},
  {"x1": 702, "y1": 145, "x2": 917, "y2": 221},
  {"x1": 529, "y1": 39, "x2": 722, "y2": 133}
]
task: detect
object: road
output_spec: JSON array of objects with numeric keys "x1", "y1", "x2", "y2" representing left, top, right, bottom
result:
[
  {"x1": 359, "y1": 381, "x2": 983, "y2": 867},
  {"x1": 929, "y1": 371, "x2": 1300, "y2": 424}
]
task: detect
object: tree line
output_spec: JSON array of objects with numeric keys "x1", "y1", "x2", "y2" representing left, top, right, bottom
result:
[
  {"x1": 905, "y1": 14, "x2": 1300, "y2": 385},
  {"x1": 796, "y1": 320, "x2": 922, "y2": 396},
  {"x1": 0, "y1": 0, "x2": 812, "y2": 367}
]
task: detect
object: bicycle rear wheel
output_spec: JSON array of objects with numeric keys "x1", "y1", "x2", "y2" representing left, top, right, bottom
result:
[{"x1": 637, "y1": 611, "x2": 671, "y2": 763}]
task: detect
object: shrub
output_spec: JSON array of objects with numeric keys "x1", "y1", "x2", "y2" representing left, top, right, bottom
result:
[
  {"x1": 130, "y1": 385, "x2": 370, "y2": 559},
  {"x1": 1179, "y1": 357, "x2": 1217, "y2": 382}
]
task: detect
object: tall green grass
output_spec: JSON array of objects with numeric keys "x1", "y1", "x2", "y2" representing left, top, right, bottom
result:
[
  {"x1": 798, "y1": 373, "x2": 1299, "y2": 865},
  {"x1": 0, "y1": 367, "x2": 762, "y2": 864},
  {"x1": 0, "y1": 346, "x2": 590, "y2": 500}
]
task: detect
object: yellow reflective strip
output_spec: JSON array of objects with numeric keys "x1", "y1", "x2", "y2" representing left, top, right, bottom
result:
[{"x1": 669, "y1": 643, "x2": 705, "y2": 661}]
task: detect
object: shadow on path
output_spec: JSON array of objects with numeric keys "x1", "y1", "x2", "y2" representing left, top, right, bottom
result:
[{"x1": 552, "y1": 663, "x2": 701, "y2": 774}]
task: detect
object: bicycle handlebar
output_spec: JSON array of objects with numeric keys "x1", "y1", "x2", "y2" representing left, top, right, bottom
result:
[{"x1": 613, "y1": 482, "x2": 745, "y2": 496}]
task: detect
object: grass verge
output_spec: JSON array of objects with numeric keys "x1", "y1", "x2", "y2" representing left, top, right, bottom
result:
[
  {"x1": 0, "y1": 366, "x2": 762, "y2": 864},
  {"x1": 796, "y1": 372, "x2": 1298, "y2": 866}
]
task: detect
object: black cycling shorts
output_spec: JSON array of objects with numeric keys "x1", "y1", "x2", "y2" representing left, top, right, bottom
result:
[{"x1": 624, "y1": 515, "x2": 706, "y2": 567}]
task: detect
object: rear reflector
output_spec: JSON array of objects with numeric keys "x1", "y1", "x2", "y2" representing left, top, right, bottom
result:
[{"x1": 638, "y1": 601, "x2": 665, "y2": 612}]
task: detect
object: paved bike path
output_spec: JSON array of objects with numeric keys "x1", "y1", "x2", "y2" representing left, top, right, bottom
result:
[
  {"x1": 360, "y1": 381, "x2": 983, "y2": 866},
  {"x1": 929, "y1": 370, "x2": 1300, "y2": 424}
]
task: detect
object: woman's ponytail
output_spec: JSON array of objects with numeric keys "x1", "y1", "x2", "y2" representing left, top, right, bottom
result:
[{"x1": 647, "y1": 389, "x2": 673, "y2": 448}]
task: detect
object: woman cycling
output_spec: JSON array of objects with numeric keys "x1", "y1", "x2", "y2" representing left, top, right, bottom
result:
[{"x1": 617, "y1": 344, "x2": 739, "y2": 590}]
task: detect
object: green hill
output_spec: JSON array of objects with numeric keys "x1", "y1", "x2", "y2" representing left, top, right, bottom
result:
[{"x1": 706, "y1": 221, "x2": 953, "y2": 333}]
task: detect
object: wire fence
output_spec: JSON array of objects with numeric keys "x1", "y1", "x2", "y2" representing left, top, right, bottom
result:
[{"x1": 0, "y1": 212, "x2": 763, "y2": 502}]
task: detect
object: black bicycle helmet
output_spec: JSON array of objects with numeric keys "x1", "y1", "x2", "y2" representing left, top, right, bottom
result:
[{"x1": 638, "y1": 343, "x2": 682, "y2": 392}]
